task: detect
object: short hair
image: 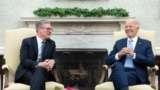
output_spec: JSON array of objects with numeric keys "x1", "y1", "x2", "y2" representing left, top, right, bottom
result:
[
  {"x1": 35, "y1": 20, "x2": 51, "y2": 32},
  {"x1": 125, "y1": 19, "x2": 139, "y2": 28}
]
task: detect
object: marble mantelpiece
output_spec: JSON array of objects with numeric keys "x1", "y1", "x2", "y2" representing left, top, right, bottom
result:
[{"x1": 20, "y1": 16, "x2": 134, "y2": 51}]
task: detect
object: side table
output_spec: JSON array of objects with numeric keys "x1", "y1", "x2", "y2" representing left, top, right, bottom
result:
[
  {"x1": 156, "y1": 55, "x2": 160, "y2": 90},
  {"x1": 0, "y1": 55, "x2": 4, "y2": 90}
]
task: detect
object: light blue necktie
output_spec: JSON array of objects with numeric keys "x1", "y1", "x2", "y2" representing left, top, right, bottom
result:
[
  {"x1": 124, "y1": 39, "x2": 135, "y2": 68},
  {"x1": 39, "y1": 41, "x2": 45, "y2": 61}
]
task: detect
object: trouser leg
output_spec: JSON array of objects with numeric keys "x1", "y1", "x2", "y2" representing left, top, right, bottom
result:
[
  {"x1": 111, "y1": 62, "x2": 128, "y2": 90},
  {"x1": 30, "y1": 67, "x2": 46, "y2": 90},
  {"x1": 126, "y1": 69, "x2": 141, "y2": 86}
]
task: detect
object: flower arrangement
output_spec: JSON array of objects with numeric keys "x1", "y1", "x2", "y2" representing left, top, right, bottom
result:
[{"x1": 64, "y1": 87, "x2": 79, "y2": 90}]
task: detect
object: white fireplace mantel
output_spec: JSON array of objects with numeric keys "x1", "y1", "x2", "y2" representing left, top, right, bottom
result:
[
  {"x1": 21, "y1": 16, "x2": 134, "y2": 22},
  {"x1": 21, "y1": 16, "x2": 134, "y2": 35},
  {"x1": 1, "y1": 46, "x2": 160, "y2": 55}
]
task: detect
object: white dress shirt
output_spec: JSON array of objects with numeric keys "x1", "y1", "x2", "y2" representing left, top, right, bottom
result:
[{"x1": 36, "y1": 36, "x2": 44, "y2": 62}]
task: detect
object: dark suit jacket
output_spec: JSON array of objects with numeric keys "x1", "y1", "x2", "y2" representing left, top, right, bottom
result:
[
  {"x1": 106, "y1": 37, "x2": 155, "y2": 84},
  {"x1": 15, "y1": 36, "x2": 56, "y2": 82}
]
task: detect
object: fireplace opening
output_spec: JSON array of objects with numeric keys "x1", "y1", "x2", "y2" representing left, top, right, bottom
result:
[{"x1": 56, "y1": 48, "x2": 108, "y2": 89}]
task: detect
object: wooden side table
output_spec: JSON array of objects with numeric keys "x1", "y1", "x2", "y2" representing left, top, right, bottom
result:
[
  {"x1": 156, "y1": 55, "x2": 160, "y2": 90},
  {"x1": 0, "y1": 55, "x2": 4, "y2": 90}
]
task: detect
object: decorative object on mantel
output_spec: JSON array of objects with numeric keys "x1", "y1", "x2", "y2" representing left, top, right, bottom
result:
[{"x1": 33, "y1": 7, "x2": 129, "y2": 18}]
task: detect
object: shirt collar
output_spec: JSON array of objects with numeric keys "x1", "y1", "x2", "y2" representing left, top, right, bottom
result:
[
  {"x1": 127, "y1": 36, "x2": 138, "y2": 42},
  {"x1": 36, "y1": 36, "x2": 43, "y2": 44}
]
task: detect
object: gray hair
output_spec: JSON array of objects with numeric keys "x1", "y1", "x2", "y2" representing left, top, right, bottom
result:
[
  {"x1": 35, "y1": 20, "x2": 51, "y2": 32},
  {"x1": 125, "y1": 19, "x2": 139, "y2": 28}
]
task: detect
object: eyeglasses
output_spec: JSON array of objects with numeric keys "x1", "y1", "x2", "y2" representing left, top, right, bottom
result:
[{"x1": 40, "y1": 27, "x2": 53, "y2": 32}]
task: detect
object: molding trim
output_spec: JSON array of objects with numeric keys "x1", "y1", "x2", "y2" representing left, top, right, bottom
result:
[
  {"x1": 0, "y1": 46, "x2": 160, "y2": 55},
  {"x1": 21, "y1": 16, "x2": 134, "y2": 22},
  {"x1": 0, "y1": 47, "x2": 5, "y2": 55}
]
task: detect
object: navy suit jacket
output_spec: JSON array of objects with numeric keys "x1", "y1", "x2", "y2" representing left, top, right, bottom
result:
[
  {"x1": 15, "y1": 36, "x2": 56, "y2": 82},
  {"x1": 106, "y1": 37, "x2": 155, "y2": 84}
]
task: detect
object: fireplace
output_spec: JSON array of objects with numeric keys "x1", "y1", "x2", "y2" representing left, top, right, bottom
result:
[
  {"x1": 21, "y1": 17, "x2": 132, "y2": 89},
  {"x1": 55, "y1": 48, "x2": 108, "y2": 89}
]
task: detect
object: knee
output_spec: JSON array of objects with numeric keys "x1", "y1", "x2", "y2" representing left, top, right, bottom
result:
[{"x1": 36, "y1": 66, "x2": 45, "y2": 73}]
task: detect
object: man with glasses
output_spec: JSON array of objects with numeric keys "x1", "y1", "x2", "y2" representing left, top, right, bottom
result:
[{"x1": 15, "y1": 20, "x2": 56, "y2": 90}]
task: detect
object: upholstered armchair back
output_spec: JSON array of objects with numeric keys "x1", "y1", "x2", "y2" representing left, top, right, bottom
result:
[{"x1": 4, "y1": 28, "x2": 36, "y2": 82}]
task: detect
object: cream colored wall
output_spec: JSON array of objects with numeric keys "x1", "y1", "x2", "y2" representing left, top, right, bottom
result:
[{"x1": 0, "y1": 0, "x2": 160, "y2": 51}]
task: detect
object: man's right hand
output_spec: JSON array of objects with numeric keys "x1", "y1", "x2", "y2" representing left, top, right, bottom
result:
[{"x1": 37, "y1": 61, "x2": 50, "y2": 70}]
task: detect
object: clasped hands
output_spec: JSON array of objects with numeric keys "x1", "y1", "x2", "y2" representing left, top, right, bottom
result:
[
  {"x1": 37, "y1": 59, "x2": 55, "y2": 71},
  {"x1": 118, "y1": 47, "x2": 135, "y2": 58}
]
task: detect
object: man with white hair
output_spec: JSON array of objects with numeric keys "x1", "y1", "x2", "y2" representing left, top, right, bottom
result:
[{"x1": 106, "y1": 19, "x2": 155, "y2": 90}]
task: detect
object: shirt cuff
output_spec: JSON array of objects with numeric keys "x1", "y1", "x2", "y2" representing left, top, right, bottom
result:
[
  {"x1": 132, "y1": 53, "x2": 136, "y2": 59},
  {"x1": 115, "y1": 53, "x2": 120, "y2": 61}
]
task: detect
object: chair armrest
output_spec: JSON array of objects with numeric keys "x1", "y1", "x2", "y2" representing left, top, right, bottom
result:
[
  {"x1": 51, "y1": 65, "x2": 61, "y2": 83},
  {"x1": 53, "y1": 68, "x2": 61, "y2": 83},
  {"x1": 2, "y1": 64, "x2": 9, "y2": 70},
  {"x1": 98, "y1": 65, "x2": 112, "y2": 84},
  {"x1": 1, "y1": 64, "x2": 9, "y2": 88},
  {"x1": 150, "y1": 65, "x2": 159, "y2": 71},
  {"x1": 148, "y1": 65, "x2": 159, "y2": 89}
]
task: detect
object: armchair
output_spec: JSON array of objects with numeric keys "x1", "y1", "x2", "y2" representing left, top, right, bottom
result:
[
  {"x1": 2, "y1": 28, "x2": 64, "y2": 90},
  {"x1": 95, "y1": 29, "x2": 159, "y2": 90}
]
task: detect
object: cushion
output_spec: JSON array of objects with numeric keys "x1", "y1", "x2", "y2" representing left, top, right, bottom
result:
[
  {"x1": 4, "y1": 81, "x2": 64, "y2": 90},
  {"x1": 95, "y1": 82, "x2": 155, "y2": 90}
]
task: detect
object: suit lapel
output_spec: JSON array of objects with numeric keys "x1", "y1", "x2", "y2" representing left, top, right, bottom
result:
[
  {"x1": 134, "y1": 37, "x2": 142, "y2": 53},
  {"x1": 121, "y1": 38, "x2": 127, "y2": 49},
  {"x1": 32, "y1": 37, "x2": 38, "y2": 57},
  {"x1": 43, "y1": 40, "x2": 50, "y2": 60},
  {"x1": 121, "y1": 38, "x2": 128, "y2": 64}
]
